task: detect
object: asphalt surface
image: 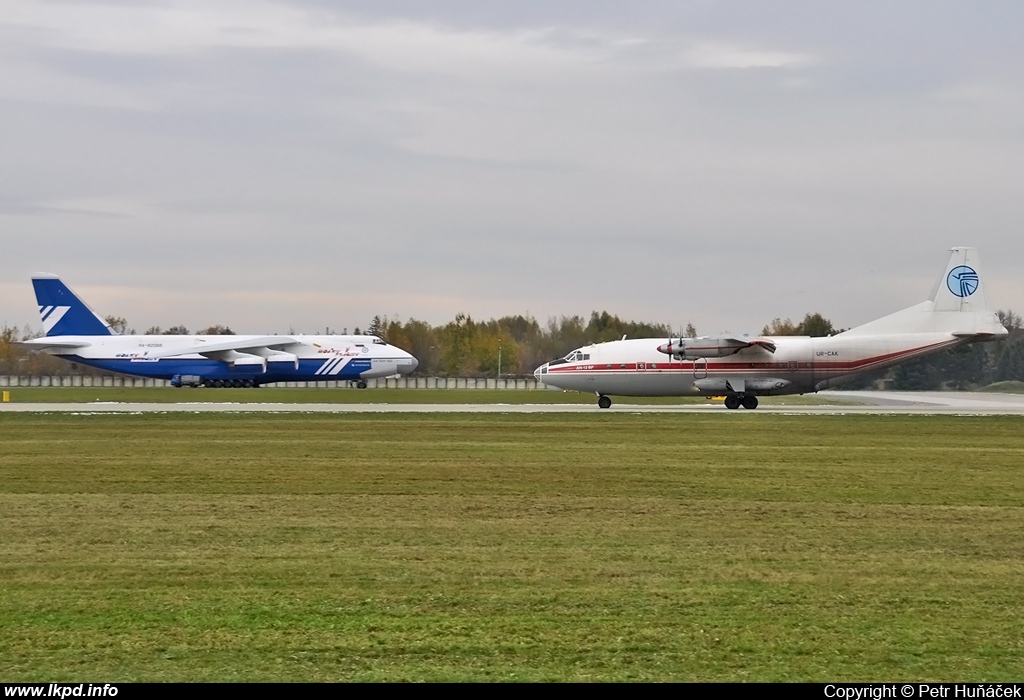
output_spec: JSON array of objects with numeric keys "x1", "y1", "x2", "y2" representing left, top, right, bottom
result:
[{"x1": 3, "y1": 391, "x2": 1024, "y2": 414}]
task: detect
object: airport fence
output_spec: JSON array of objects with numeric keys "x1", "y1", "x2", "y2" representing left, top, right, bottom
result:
[{"x1": 0, "y1": 375, "x2": 545, "y2": 390}]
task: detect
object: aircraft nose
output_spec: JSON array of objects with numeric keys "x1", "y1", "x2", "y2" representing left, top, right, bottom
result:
[
  {"x1": 533, "y1": 363, "x2": 547, "y2": 382},
  {"x1": 398, "y1": 352, "x2": 418, "y2": 375}
]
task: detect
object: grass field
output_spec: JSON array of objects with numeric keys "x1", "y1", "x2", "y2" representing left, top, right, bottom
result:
[
  {"x1": 979, "y1": 380, "x2": 1024, "y2": 394},
  {"x1": 0, "y1": 386, "x2": 858, "y2": 405},
  {"x1": 2, "y1": 412, "x2": 1023, "y2": 681}
]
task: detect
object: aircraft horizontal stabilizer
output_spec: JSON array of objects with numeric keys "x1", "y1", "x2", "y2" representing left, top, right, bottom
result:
[
  {"x1": 15, "y1": 339, "x2": 91, "y2": 352},
  {"x1": 952, "y1": 331, "x2": 1002, "y2": 341}
]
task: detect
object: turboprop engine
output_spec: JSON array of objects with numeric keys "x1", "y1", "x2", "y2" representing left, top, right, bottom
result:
[{"x1": 656, "y1": 336, "x2": 777, "y2": 359}]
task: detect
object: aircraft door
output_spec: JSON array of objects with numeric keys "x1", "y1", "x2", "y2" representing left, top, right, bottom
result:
[{"x1": 693, "y1": 357, "x2": 707, "y2": 379}]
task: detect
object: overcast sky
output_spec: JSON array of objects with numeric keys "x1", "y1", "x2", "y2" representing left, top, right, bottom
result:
[{"x1": 2, "y1": 0, "x2": 1023, "y2": 338}]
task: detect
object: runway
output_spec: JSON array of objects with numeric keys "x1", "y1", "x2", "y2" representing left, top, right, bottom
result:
[{"x1": 3, "y1": 391, "x2": 1024, "y2": 414}]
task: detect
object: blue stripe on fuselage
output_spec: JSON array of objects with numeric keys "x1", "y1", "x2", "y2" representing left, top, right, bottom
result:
[{"x1": 65, "y1": 357, "x2": 375, "y2": 382}]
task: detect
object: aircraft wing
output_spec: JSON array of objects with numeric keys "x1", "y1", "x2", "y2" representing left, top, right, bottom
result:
[
  {"x1": 952, "y1": 331, "x2": 1001, "y2": 341},
  {"x1": 145, "y1": 336, "x2": 299, "y2": 359}
]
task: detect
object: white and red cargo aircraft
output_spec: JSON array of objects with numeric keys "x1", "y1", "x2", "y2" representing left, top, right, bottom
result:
[{"x1": 534, "y1": 248, "x2": 1007, "y2": 409}]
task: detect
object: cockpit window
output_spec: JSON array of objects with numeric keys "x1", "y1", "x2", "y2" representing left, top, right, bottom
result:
[
  {"x1": 372, "y1": 337, "x2": 386, "y2": 345},
  {"x1": 549, "y1": 349, "x2": 590, "y2": 366}
]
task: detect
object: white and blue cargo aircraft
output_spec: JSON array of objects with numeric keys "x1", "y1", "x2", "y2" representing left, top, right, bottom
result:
[
  {"x1": 534, "y1": 248, "x2": 1008, "y2": 409},
  {"x1": 21, "y1": 274, "x2": 418, "y2": 388}
]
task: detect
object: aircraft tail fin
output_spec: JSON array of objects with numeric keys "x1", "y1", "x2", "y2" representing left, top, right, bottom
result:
[
  {"x1": 843, "y1": 248, "x2": 1006, "y2": 338},
  {"x1": 31, "y1": 274, "x2": 116, "y2": 337}
]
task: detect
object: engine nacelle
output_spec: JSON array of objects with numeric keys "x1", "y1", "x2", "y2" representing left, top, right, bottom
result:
[
  {"x1": 204, "y1": 348, "x2": 268, "y2": 373},
  {"x1": 657, "y1": 335, "x2": 777, "y2": 359},
  {"x1": 231, "y1": 353, "x2": 268, "y2": 373},
  {"x1": 657, "y1": 337, "x2": 743, "y2": 359},
  {"x1": 264, "y1": 352, "x2": 299, "y2": 370}
]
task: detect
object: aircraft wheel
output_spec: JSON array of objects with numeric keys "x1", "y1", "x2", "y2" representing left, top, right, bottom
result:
[
  {"x1": 356, "y1": 380, "x2": 368, "y2": 389},
  {"x1": 597, "y1": 395, "x2": 612, "y2": 409},
  {"x1": 724, "y1": 395, "x2": 741, "y2": 410},
  {"x1": 741, "y1": 395, "x2": 759, "y2": 410},
  {"x1": 212, "y1": 379, "x2": 224, "y2": 388}
]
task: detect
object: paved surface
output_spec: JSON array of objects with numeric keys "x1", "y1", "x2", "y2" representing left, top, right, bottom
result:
[{"x1": 2, "y1": 391, "x2": 1024, "y2": 414}]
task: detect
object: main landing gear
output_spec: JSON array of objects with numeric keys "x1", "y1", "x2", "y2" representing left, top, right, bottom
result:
[
  {"x1": 724, "y1": 395, "x2": 759, "y2": 410},
  {"x1": 200, "y1": 379, "x2": 258, "y2": 388},
  {"x1": 596, "y1": 394, "x2": 759, "y2": 410}
]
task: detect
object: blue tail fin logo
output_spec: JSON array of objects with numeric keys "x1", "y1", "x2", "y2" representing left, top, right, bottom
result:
[
  {"x1": 31, "y1": 275, "x2": 115, "y2": 337},
  {"x1": 946, "y1": 265, "x2": 979, "y2": 298}
]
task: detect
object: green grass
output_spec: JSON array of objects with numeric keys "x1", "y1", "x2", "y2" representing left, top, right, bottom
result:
[
  {"x1": 0, "y1": 386, "x2": 858, "y2": 405},
  {"x1": 2, "y1": 413, "x2": 1023, "y2": 681},
  {"x1": 978, "y1": 380, "x2": 1024, "y2": 394}
]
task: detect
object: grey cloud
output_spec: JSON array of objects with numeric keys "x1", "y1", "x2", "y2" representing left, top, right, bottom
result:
[{"x1": 1, "y1": 1, "x2": 1022, "y2": 339}]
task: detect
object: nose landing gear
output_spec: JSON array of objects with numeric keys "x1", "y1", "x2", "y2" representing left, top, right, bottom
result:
[{"x1": 597, "y1": 395, "x2": 612, "y2": 409}]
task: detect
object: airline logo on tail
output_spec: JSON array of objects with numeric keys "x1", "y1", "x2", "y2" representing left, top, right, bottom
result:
[
  {"x1": 39, "y1": 305, "x2": 72, "y2": 333},
  {"x1": 947, "y1": 266, "x2": 979, "y2": 298},
  {"x1": 31, "y1": 274, "x2": 115, "y2": 337}
]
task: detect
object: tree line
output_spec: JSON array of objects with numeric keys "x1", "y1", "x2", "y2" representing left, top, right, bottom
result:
[{"x1": 2, "y1": 309, "x2": 1023, "y2": 389}]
